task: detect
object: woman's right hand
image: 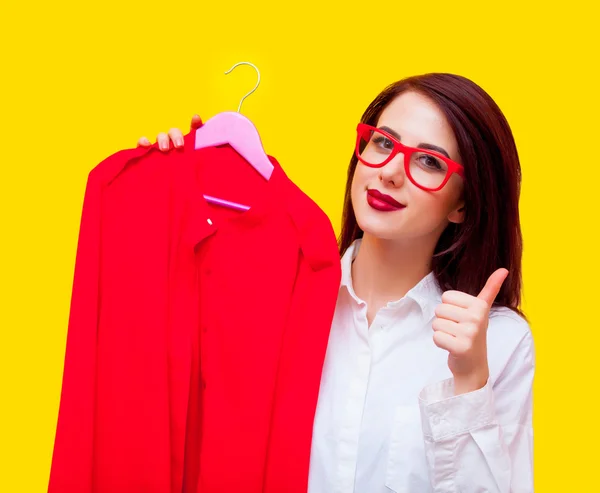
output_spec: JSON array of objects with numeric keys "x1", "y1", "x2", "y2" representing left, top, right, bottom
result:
[{"x1": 138, "y1": 114, "x2": 203, "y2": 151}]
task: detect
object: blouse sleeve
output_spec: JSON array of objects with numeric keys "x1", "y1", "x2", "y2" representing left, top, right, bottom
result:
[{"x1": 418, "y1": 324, "x2": 535, "y2": 493}]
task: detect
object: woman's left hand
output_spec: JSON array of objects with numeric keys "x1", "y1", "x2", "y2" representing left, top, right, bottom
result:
[{"x1": 432, "y1": 268, "x2": 509, "y2": 395}]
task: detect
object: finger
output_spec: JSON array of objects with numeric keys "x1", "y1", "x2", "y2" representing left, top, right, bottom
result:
[
  {"x1": 157, "y1": 132, "x2": 170, "y2": 151},
  {"x1": 441, "y1": 290, "x2": 478, "y2": 309},
  {"x1": 190, "y1": 114, "x2": 202, "y2": 129},
  {"x1": 433, "y1": 330, "x2": 464, "y2": 354},
  {"x1": 137, "y1": 136, "x2": 151, "y2": 147},
  {"x1": 432, "y1": 317, "x2": 460, "y2": 337},
  {"x1": 434, "y1": 303, "x2": 469, "y2": 323},
  {"x1": 168, "y1": 128, "x2": 184, "y2": 148},
  {"x1": 477, "y1": 268, "x2": 509, "y2": 306}
]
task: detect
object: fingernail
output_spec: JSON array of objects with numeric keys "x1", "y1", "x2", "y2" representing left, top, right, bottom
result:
[{"x1": 176, "y1": 138, "x2": 184, "y2": 147}]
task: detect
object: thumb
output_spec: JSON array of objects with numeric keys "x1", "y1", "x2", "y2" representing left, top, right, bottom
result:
[{"x1": 477, "y1": 268, "x2": 509, "y2": 306}]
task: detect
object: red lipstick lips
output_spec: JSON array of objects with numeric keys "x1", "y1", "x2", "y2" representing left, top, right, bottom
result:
[{"x1": 366, "y1": 189, "x2": 405, "y2": 212}]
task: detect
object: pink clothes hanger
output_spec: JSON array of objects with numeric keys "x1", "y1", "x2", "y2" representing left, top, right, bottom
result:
[{"x1": 195, "y1": 62, "x2": 274, "y2": 212}]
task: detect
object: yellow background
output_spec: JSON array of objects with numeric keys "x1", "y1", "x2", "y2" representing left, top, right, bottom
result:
[{"x1": 1, "y1": 1, "x2": 597, "y2": 491}]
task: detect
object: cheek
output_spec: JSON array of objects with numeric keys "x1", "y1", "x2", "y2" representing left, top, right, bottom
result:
[
  {"x1": 440, "y1": 179, "x2": 464, "y2": 213},
  {"x1": 350, "y1": 166, "x2": 369, "y2": 203},
  {"x1": 406, "y1": 187, "x2": 458, "y2": 223},
  {"x1": 419, "y1": 188, "x2": 463, "y2": 222}
]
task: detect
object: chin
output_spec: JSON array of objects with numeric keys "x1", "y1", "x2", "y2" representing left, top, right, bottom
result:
[{"x1": 356, "y1": 216, "x2": 402, "y2": 242}]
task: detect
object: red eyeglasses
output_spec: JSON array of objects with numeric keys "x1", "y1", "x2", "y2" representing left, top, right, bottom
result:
[{"x1": 355, "y1": 123, "x2": 465, "y2": 192}]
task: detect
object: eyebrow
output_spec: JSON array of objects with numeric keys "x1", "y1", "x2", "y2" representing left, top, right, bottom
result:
[{"x1": 378, "y1": 125, "x2": 451, "y2": 159}]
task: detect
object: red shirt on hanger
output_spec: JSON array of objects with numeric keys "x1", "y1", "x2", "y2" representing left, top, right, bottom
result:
[{"x1": 48, "y1": 125, "x2": 341, "y2": 493}]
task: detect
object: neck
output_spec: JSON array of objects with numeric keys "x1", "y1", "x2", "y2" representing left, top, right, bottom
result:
[{"x1": 351, "y1": 233, "x2": 435, "y2": 307}]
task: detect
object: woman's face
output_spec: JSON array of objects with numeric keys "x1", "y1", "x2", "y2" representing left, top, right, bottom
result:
[{"x1": 351, "y1": 91, "x2": 465, "y2": 244}]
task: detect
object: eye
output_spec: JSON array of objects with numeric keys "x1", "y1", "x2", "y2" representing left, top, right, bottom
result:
[
  {"x1": 372, "y1": 135, "x2": 395, "y2": 150},
  {"x1": 418, "y1": 153, "x2": 444, "y2": 171}
]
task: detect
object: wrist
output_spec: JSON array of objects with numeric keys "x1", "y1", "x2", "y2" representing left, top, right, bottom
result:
[{"x1": 453, "y1": 369, "x2": 489, "y2": 396}]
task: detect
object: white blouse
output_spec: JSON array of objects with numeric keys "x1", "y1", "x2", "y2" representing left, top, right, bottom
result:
[{"x1": 308, "y1": 239, "x2": 535, "y2": 493}]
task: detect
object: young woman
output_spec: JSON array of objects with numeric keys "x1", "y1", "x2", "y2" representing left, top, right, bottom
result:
[{"x1": 138, "y1": 73, "x2": 534, "y2": 492}]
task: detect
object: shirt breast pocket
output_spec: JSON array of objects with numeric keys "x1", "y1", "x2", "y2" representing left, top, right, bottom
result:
[{"x1": 385, "y1": 404, "x2": 432, "y2": 493}]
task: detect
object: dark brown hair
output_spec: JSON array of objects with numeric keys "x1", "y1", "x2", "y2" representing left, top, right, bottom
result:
[{"x1": 339, "y1": 73, "x2": 524, "y2": 315}]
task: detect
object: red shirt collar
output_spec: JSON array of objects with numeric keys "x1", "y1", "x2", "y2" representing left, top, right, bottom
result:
[{"x1": 103, "y1": 122, "x2": 339, "y2": 273}]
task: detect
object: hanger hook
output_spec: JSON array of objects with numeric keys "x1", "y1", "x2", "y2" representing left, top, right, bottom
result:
[{"x1": 225, "y1": 61, "x2": 261, "y2": 113}]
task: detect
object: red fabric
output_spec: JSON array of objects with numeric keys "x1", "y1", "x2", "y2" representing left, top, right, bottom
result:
[{"x1": 48, "y1": 127, "x2": 341, "y2": 493}]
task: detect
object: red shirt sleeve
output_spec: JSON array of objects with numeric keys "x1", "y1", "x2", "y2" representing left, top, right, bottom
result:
[
  {"x1": 48, "y1": 165, "x2": 103, "y2": 492},
  {"x1": 48, "y1": 144, "x2": 177, "y2": 493},
  {"x1": 263, "y1": 189, "x2": 342, "y2": 493}
]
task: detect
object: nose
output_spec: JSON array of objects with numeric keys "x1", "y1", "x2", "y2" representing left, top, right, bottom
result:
[{"x1": 378, "y1": 154, "x2": 405, "y2": 188}]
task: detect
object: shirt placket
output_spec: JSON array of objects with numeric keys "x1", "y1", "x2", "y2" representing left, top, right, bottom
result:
[
  {"x1": 195, "y1": 216, "x2": 218, "y2": 466},
  {"x1": 336, "y1": 305, "x2": 372, "y2": 493}
]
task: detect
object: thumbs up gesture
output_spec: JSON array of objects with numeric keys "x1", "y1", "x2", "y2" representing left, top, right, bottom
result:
[{"x1": 432, "y1": 268, "x2": 509, "y2": 395}]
